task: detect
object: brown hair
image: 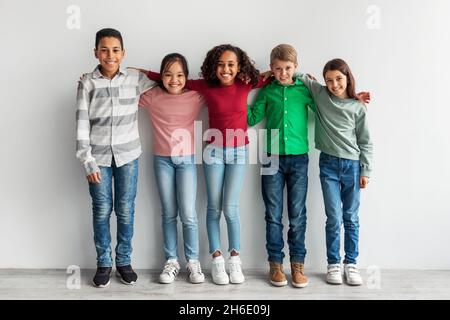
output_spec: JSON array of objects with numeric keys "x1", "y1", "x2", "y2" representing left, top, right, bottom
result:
[
  {"x1": 200, "y1": 44, "x2": 259, "y2": 87},
  {"x1": 322, "y1": 58, "x2": 356, "y2": 99},
  {"x1": 270, "y1": 44, "x2": 298, "y2": 64}
]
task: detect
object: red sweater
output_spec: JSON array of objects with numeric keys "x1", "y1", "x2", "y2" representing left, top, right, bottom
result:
[{"x1": 147, "y1": 71, "x2": 267, "y2": 147}]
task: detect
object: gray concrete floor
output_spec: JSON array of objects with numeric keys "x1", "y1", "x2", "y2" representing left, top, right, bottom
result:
[{"x1": 0, "y1": 269, "x2": 449, "y2": 300}]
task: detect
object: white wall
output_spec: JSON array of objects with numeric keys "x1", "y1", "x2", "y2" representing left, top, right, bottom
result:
[{"x1": 1, "y1": 0, "x2": 449, "y2": 270}]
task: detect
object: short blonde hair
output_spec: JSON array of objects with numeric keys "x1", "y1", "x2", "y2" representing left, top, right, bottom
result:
[{"x1": 270, "y1": 44, "x2": 298, "y2": 64}]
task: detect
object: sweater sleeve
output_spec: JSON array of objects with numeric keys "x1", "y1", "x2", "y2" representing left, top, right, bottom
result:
[
  {"x1": 299, "y1": 73, "x2": 324, "y2": 100},
  {"x1": 138, "y1": 70, "x2": 153, "y2": 94},
  {"x1": 147, "y1": 70, "x2": 160, "y2": 82},
  {"x1": 138, "y1": 87, "x2": 154, "y2": 109},
  {"x1": 247, "y1": 87, "x2": 267, "y2": 126},
  {"x1": 185, "y1": 78, "x2": 206, "y2": 93},
  {"x1": 75, "y1": 81, "x2": 99, "y2": 176},
  {"x1": 355, "y1": 106, "x2": 373, "y2": 177},
  {"x1": 254, "y1": 76, "x2": 271, "y2": 89}
]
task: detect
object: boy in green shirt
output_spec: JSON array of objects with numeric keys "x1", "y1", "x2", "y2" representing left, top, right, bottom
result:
[{"x1": 248, "y1": 44, "x2": 314, "y2": 288}]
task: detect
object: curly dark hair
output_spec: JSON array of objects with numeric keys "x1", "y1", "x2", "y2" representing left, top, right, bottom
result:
[{"x1": 200, "y1": 44, "x2": 259, "y2": 87}]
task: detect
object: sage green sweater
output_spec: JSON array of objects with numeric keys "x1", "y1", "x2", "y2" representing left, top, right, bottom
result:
[{"x1": 300, "y1": 74, "x2": 373, "y2": 177}]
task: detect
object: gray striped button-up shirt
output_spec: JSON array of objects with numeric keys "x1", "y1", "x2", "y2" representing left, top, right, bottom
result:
[{"x1": 76, "y1": 66, "x2": 153, "y2": 175}]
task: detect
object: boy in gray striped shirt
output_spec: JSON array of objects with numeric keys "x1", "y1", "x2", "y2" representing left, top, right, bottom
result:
[{"x1": 76, "y1": 28, "x2": 152, "y2": 288}]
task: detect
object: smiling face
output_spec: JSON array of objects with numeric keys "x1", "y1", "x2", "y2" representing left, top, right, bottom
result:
[
  {"x1": 94, "y1": 37, "x2": 124, "y2": 79},
  {"x1": 161, "y1": 60, "x2": 186, "y2": 95},
  {"x1": 271, "y1": 59, "x2": 297, "y2": 85},
  {"x1": 216, "y1": 50, "x2": 240, "y2": 86},
  {"x1": 324, "y1": 70, "x2": 349, "y2": 99}
]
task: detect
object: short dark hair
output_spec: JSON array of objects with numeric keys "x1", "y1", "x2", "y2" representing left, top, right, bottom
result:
[
  {"x1": 157, "y1": 53, "x2": 189, "y2": 91},
  {"x1": 95, "y1": 28, "x2": 123, "y2": 49}
]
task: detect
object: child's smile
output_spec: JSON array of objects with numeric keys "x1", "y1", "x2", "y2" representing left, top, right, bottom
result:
[
  {"x1": 216, "y1": 50, "x2": 240, "y2": 86},
  {"x1": 94, "y1": 37, "x2": 124, "y2": 79}
]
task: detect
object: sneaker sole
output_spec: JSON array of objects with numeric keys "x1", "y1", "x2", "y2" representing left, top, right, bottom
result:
[
  {"x1": 212, "y1": 278, "x2": 229, "y2": 285},
  {"x1": 230, "y1": 279, "x2": 245, "y2": 284},
  {"x1": 270, "y1": 280, "x2": 288, "y2": 287},
  {"x1": 189, "y1": 278, "x2": 205, "y2": 284},
  {"x1": 92, "y1": 279, "x2": 110, "y2": 288},
  {"x1": 292, "y1": 281, "x2": 309, "y2": 288},
  {"x1": 344, "y1": 274, "x2": 362, "y2": 286},
  {"x1": 326, "y1": 279, "x2": 343, "y2": 285},
  {"x1": 159, "y1": 279, "x2": 175, "y2": 284},
  {"x1": 115, "y1": 271, "x2": 136, "y2": 285}
]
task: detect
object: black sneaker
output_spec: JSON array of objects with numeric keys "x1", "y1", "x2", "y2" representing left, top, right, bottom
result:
[
  {"x1": 93, "y1": 267, "x2": 112, "y2": 288},
  {"x1": 116, "y1": 265, "x2": 138, "y2": 285}
]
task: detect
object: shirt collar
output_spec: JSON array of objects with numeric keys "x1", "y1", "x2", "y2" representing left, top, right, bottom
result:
[
  {"x1": 273, "y1": 77, "x2": 303, "y2": 87},
  {"x1": 92, "y1": 65, "x2": 127, "y2": 79}
]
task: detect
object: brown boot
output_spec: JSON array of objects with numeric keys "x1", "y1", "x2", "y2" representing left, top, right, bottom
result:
[
  {"x1": 291, "y1": 262, "x2": 308, "y2": 288},
  {"x1": 269, "y1": 262, "x2": 288, "y2": 286}
]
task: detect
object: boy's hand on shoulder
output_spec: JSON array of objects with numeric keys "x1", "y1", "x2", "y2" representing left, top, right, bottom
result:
[
  {"x1": 356, "y1": 91, "x2": 371, "y2": 104},
  {"x1": 306, "y1": 73, "x2": 317, "y2": 81},
  {"x1": 79, "y1": 73, "x2": 88, "y2": 81},
  {"x1": 260, "y1": 70, "x2": 273, "y2": 82},
  {"x1": 360, "y1": 176, "x2": 369, "y2": 189},
  {"x1": 87, "y1": 172, "x2": 101, "y2": 184},
  {"x1": 239, "y1": 73, "x2": 251, "y2": 84}
]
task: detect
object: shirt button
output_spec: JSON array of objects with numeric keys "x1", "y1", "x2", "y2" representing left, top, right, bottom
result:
[
  {"x1": 285, "y1": 124, "x2": 288, "y2": 127},
  {"x1": 285, "y1": 137, "x2": 288, "y2": 140},
  {"x1": 284, "y1": 98, "x2": 287, "y2": 101},
  {"x1": 285, "y1": 111, "x2": 288, "y2": 114}
]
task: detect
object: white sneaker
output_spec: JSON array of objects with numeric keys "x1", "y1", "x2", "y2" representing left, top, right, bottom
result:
[
  {"x1": 159, "y1": 259, "x2": 180, "y2": 284},
  {"x1": 186, "y1": 259, "x2": 205, "y2": 284},
  {"x1": 228, "y1": 256, "x2": 245, "y2": 284},
  {"x1": 326, "y1": 263, "x2": 343, "y2": 285},
  {"x1": 211, "y1": 256, "x2": 229, "y2": 285},
  {"x1": 344, "y1": 263, "x2": 363, "y2": 286}
]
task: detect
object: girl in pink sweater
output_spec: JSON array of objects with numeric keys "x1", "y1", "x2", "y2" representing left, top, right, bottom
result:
[{"x1": 139, "y1": 53, "x2": 205, "y2": 285}]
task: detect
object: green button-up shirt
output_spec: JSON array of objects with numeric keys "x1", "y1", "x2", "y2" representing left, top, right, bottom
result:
[{"x1": 247, "y1": 77, "x2": 314, "y2": 155}]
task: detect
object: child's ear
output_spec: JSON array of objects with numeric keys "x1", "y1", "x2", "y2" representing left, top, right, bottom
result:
[{"x1": 94, "y1": 48, "x2": 98, "y2": 59}]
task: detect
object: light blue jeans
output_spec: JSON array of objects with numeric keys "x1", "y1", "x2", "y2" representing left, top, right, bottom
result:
[
  {"x1": 153, "y1": 155, "x2": 199, "y2": 261},
  {"x1": 88, "y1": 158, "x2": 138, "y2": 267},
  {"x1": 203, "y1": 144, "x2": 247, "y2": 254},
  {"x1": 319, "y1": 152, "x2": 361, "y2": 265}
]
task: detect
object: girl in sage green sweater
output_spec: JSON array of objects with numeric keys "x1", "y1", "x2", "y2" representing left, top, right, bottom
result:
[{"x1": 300, "y1": 58, "x2": 373, "y2": 286}]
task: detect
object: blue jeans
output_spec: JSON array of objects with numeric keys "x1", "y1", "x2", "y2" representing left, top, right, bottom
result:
[
  {"x1": 88, "y1": 158, "x2": 138, "y2": 267},
  {"x1": 319, "y1": 152, "x2": 360, "y2": 265},
  {"x1": 262, "y1": 154, "x2": 309, "y2": 264},
  {"x1": 153, "y1": 155, "x2": 199, "y2": 261},
  {"x1": 203, "y1": 144, "x2": 247, "y2": 254}
]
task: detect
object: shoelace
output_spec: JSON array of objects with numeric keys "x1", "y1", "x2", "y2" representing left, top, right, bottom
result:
[
  {"x1": 163, "y1": 262, "x2": 179, "y2": 276},
  {"x1": 328, "y1": 266, "x2": 341, "y2": 274},
  {"x1": 188, "y1": 262, "x2": 202, "y2": 274},
  {"x1": 229, "y1": 259, "x2": 242, "y2": 273},
  {"x1": 214, "y1": 261, "x2": 226, "y2": 274},
  {"x1": 346, "y1": 266, "x2": 360, "y2": 275},
  {"x1": 270, "y1": 265, "x2": 282, "y2": 275},
  {"x1": 118, "y1": 266, "x2": 133, "y2": 274},
  {"x1": 291, "y1": 264, "x2": 304, "y2": 274}
]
